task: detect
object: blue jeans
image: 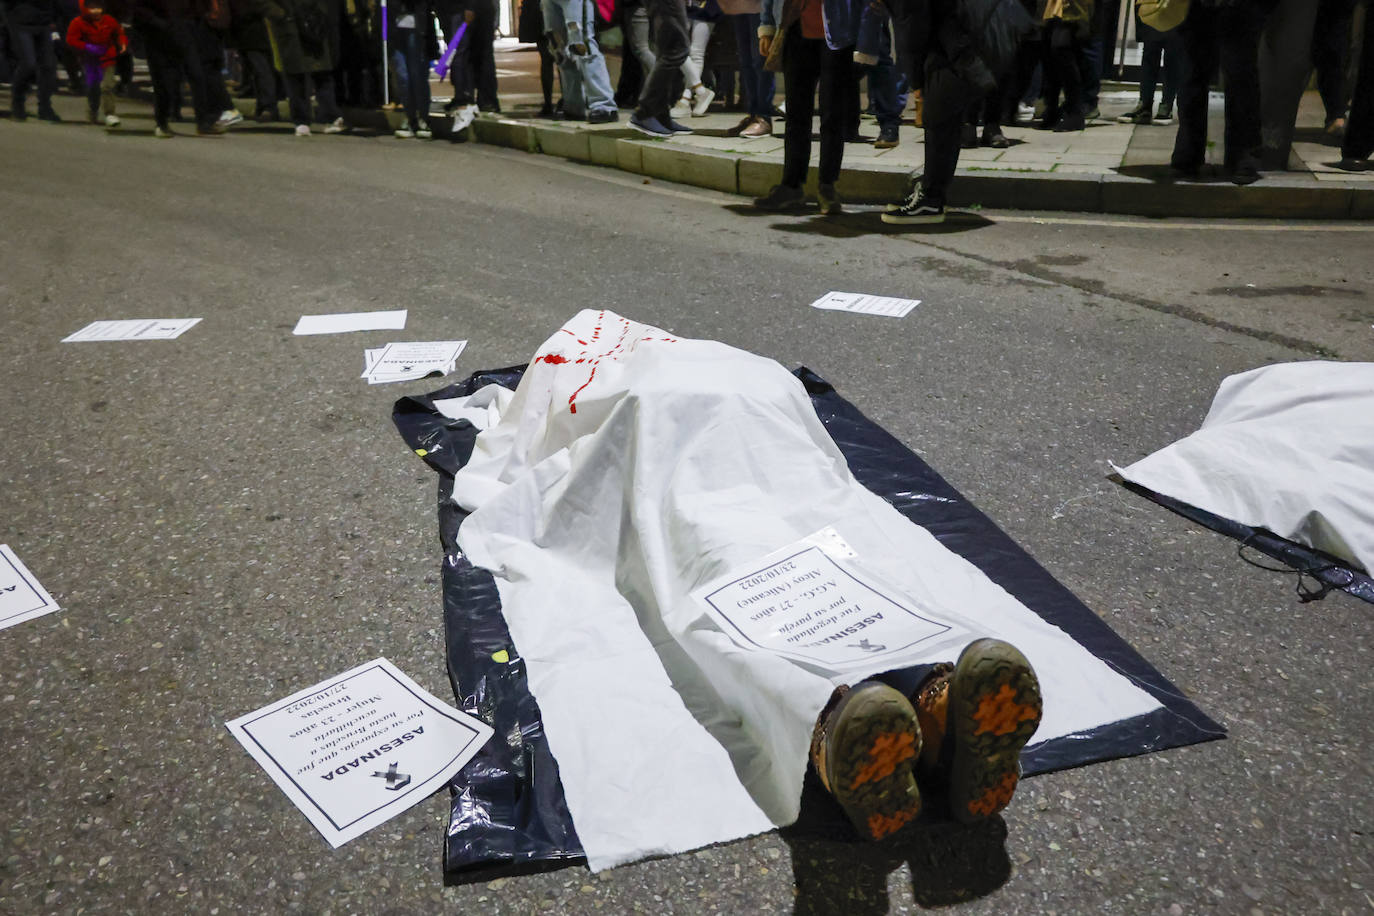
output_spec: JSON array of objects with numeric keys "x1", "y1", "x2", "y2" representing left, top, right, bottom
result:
[
  {"x1": 862, "y1": 27, "x2": 905, "y2": 132},
  {"x1": 7, "y1": 24, "x2": 58, "y2": 115},
  {"x1": 391, "y1": 28, "x2": 432, "y2": 124},
  {"x1": 542, "y1": 0, "x2": 617, "y2": 117},
  {"x1": 731, "y1": 13, "x2": 774, "y2": 118}
]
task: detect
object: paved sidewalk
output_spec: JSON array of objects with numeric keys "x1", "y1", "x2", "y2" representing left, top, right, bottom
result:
[{"x1": 424, "y1": 43, "x2": 1373, "y2": 219}]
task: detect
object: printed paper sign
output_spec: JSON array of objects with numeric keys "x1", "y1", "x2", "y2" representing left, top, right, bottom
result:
[
  {"x1": 361, "y1": 340, "x2": 466, "y2": 384},
  {"x1": 695, "y1": 529, "x2": 963, "y2": 672},
  {"x1": 62, "y1": 318, "x2": 202, "y2": 342},
  {"x1": 810, "y1": 291, "x2": 920, "y2": 319},
  {"x1": 293, "y1": 310, "x2": 408, "y2": 336},
  {"x1": 227, "y1": 658, "x2": 493, "y2": 848},
  {"x1": 0, "y1": 545, "x2": 60, "y2": 631}
]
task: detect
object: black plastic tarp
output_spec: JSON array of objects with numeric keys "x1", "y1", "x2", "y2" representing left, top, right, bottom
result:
[{"x1": 393, "y1": 367, "x2": 1226, "y2": 882}]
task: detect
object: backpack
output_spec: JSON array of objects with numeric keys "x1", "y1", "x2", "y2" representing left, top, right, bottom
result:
[
  {"x1": 955, "y1": 0, "x2": 1037, "y2": 80},
  {"x1": 1137, "y1": 0, "x2": 1189, "y2": 31}
]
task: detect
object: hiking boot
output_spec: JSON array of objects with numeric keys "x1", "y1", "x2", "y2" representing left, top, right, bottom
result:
[
  {"x1": 753, "y1": 183, "x2": 806, "y2": 211},
  {"x1": 810, "y1": 682, "x2": 923, "y2": 841},
  {"x1": 913, "y1": 638, "x2": 1042, "y2": 823}
]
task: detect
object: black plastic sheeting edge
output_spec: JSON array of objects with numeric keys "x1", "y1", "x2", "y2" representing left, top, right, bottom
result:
[
  {"x1": 1113, "y1": 477, "x2": 1374, "y2": 605},
  {"x1": 392, "y1": 366, "x2": 1225, "y2": 882}
]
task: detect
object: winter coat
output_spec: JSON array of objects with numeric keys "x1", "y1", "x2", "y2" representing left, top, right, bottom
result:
[
  {"x1": 65, "y1": 0, "x2": 128, "y2": 65},
  {"x1": 889, "y1": 0, "x2": 988, "y2": 91},
  {"x1": 5, "y1": 0, "x2": 63, "y2": 28},
  {"x1": 228, "y1": 0, "x2": 272, "y2": 51},
  {"x1": 759, "y1": 0, "x2": 875, "y2": 51},
  {"x1": 263, "y1": 0, "x2": 337, "y2": 72}
]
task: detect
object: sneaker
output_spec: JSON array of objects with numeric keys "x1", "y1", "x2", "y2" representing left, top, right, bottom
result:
[
  {"x1": 809, "y1": 682, "x2": 923, "y2": 841},
  {"x1": 690, "y1": 84, "x2": 715, "y2": 117},
  {"x1": 104, "y1": 113, "x2": 121, "y2": 128},
  {"x1": 882, "y1": 189, "x2": 945, "y2": 224},
  {"x1": 1231, "y1": 162, "x2": 1261, "y2": 185},
  {"x1": 817, "y1": 182, "x2": 842, "y2": 215},
  {"x1": 739, "y1": 116, "x2": 772, "y2": 139},
  {"x1": 255, "y1": 110, "x2": 276, "y2": 123},
  {"x1": 670, "y1": 94, "x2": 691, "y2": 120},
  {"x1": 726, "y1": 114, "x2": 754, "y2": 137},
  {"x1": 1116, "y1": 103, "x2": 1149, "y2": 124},
  {"x1": 629, "y1": 112, "x2": 673, "y2": 137},
  {"x1": 664, "y1": 117, "x2": 693, "y2": 135},
  {"x1": 294, "y1": 123, "x2": 311, "y2": 137},
  {"x1": 416, "y1": 118, "x2": 433, "y2": 139},
  {"x1": 587, "y1": 108, "x2": 618, "y2": 124},
  {"x1": 323, "y1": 117, "x2": 347, "y2": 134},
  {"x1": 884, "y1": 182, "x2": 920, "y2": 213},
  {"x1": 874, "y1": 125, "x2": 899, "y2": 149},
  {"x1": 1154, "y1": 101, "x2": 1174, "y2": 125},
  {"x1": 1015, "y1": 102, "x2": 1035, "y2": 123},
  {"x1": 217, "y1": 108, "x2": 244, "y2": 128},
  {"x1": 913, "y1": 639, "x2": 1042, "y2": 823},
  {"x1": 452, "y1": 104, "x2": 479, "y2": 131},
  {"x1": 153, "y1": 125, "x2": 173, "y2": 138},
  {"x1": 1053, "y1": 111, "x2": 1086, "y2": 132},
  {"x1": 753, "y1": 183, "x2": 806, "y2": 211},
  {"x1": 1084, "y1": 106, "x2": 1100, "y2": 121},
  {"x1": 394, "y1": 119, "x2": 415, "y2": 138}
]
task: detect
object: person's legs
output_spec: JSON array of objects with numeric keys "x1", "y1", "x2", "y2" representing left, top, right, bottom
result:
[
  {"x1": 1216, "y1": 3, "x2": 1266, "y2": 178},
  {"x1": 1160, "y1": 30, "x2": 1184, "y2": 109},
  {"x1": 868, "y1": 35, "x2": 903, "y2": 139},
  {"x1": 1313, "y1": 0, "x2": 1357, "y2": 127},
  {"x1": 196, "y1": 21, "x2": 234, "y2": 115},
  {"x1": 535, "y1": 35, "x2": 555, "y2": 109},
  {"x1": 144, "y1": 34, "x2": 177, "y2": 128},
  {"x1": 1341, "y1": 0, "x2": 1374, "y2": 161},
  {"x1": 474, "y1": 3, "x2": 500, "y2": 110},
  {"x1": 542, "y1": 0, "x2": 586, "y2": 116},
  {"x1": 86, "y1": 64, "x2": 103, "y2": 121},
  {"x1": 100, "y1": 65, "x2": 118, "y2": 117},
  {"x1": 1139, "y1": 37, "x2": 1162, "y2": 110},
  {"x1": 680, "y1": 18, "x2": 712, "y2": 93},
  {"x1": 245, "y1": 49, "x2": 277, "y2": 115},
  {"x1": 920, "y1": 63, "x2": 970, "y2": 206},
  {"x1": 284, "y1": 70, "x2": 313, "y2": 125},
  {"x1": 314, "y1": 69, "x2": 341, "y2": 123},
  {"x1": 9, "y1": 26, "x2": 36, "y2": 115},
  {"x1": 1171, "y1": 4, "x2": 1217, "y2": 173},
  {"x1": 635, "y1": 0, "x2": 689, "y2": 122},
  {"x1": 1047, "y1": 20, "x2": 1084, "y2": 127},
  {"x1": 781, "y1": 27, "x2": 821, "y2": 188},
  {"x1": 167, "y1": 18, "x2": 215, "y2": 129},
  {"x1": 628, "y1": 4, "x2": 656, "y2": 72},
  {"x1": 817, "y1": 41, "x2": 856, "y2": 187},
  {"x1": 449, "y1": 14, "x2": 476, "y2": 104}
]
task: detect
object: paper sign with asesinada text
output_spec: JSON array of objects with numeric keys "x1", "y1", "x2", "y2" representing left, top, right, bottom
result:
[
  {"x1": 694, "y1": 528, "x2": 968, "y2": 673},
  {"x1": 227, "y1": 658, "x2": 492, "y2": 848}
]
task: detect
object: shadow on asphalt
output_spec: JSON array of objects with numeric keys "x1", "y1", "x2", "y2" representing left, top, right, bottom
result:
[
  {"x1": 722, "y1": 204, "x2": 994, "y2": 237},
  {"x1": 781, "y1": 772, "x2": 1011, "y2": 913},
  {"x1": 1114, "y1": 163, "x2": 1236, "y2": 184}
]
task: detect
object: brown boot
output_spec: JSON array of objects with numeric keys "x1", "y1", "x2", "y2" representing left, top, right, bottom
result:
[
  {"x1": 810, "y1": 681, "x2": 923, "y2": 841},
  {"x1": 913, "y1": 639, "x2": 1042, "y2": 823}
]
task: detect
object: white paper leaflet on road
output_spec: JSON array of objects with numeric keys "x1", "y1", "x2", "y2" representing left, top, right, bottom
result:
[
  {"x1": 62, "y1": 318, "x2": 202, "y2": 342},
  {"x1": 443, "y1": 309, "x2": 1162, "y2": 871},
  {"x1": 809, "y1": 291, "x2": 921, "y2": 318},
  {"x1": 226, "y1": 658, "x2": 492, "y2": 848},
  {"x1": 1113, "y1": 360, "x2": 1374, "y2": 573},
  {"x1": 362, "y1": 340, "x2": 467, "y2": 385},
  {"x1": 293, "y1": 309, "x2": 408, "y2": 336},
  {"x1": 694, "y1": 527, "x2": 969, "y2": 672},
  {"x1": 0, "y1": 545, "x2": 60, "y2": 632}
]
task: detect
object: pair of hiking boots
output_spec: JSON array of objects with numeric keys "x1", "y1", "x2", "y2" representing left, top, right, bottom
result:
[{"x1": 810, "y1": 638, "x2": 1042, "y2": 841}]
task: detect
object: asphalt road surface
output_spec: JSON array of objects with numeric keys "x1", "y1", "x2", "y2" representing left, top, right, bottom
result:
[{"x1": 2, "y1": 104, "x2": 1372, "y2": 916}]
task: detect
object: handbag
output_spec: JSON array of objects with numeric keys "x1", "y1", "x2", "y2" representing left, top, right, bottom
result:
[{"x1": 1136, "y1": 0, "x2": 1189, "y2": 31}]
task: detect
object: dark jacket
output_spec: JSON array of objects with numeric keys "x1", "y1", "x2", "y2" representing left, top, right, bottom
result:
[
  {"x1": 228, "y1": 0, "x2": 271, "y2": 51},
  {"x1": 263, "y1": 0, "x2": 337, "y2": 72},
  {"x1": 5, "y1": 0, "x2": 63, "y2": 28}
]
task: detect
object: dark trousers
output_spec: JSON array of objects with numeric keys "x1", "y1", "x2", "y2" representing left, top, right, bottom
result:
[
  {"x1": 780, "y1": 26, "x2": 857, "y2": 188},
  {"x1": 144, "y1": 19, "x2": 214, "y2": 129},
  {"x1": 921, "y1": 60, "x2": 977, "y2": 205},
  {"x1": 284, "y1": 70, "x2": 340, "y2": 125},
  {"x1": 1138, "y1": 23, "x2": 1183, "y2": 109},
  {"x1": 7, "y1": 24, "x2": 58, "y2": 115},
  {"x1": 195, "y1": 22, "x2": 234, "y2": 114},
  {"x1": 1313, "y1": 0, "x2": 1358, "y2": 124},
  {"x1": 391, "y1": 28, "x2": 430, "y2": 124},
  {"x1": 733, "y1": 13, "x2": 774, "y2": 119},
  {"x1": 243, "y1": 48, "x2": 278, "y2": 114},
  {"x1": 1172, "y1": 0, "x2": 1274, "y2": 172},
  {"x1": 1342, "y1": 0, "x2": 1374, "y2": 160},
  {"x1": 1042, "y1": 19, "x2": 1083, "y2": 119},
  {"x1": 635, "y1": 0, "x2": 689, "y2": 121}
]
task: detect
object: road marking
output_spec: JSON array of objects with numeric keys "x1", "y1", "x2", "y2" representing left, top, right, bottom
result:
[{"x1": 985, "y1": 214, "x2": 1374, "y2": 232}]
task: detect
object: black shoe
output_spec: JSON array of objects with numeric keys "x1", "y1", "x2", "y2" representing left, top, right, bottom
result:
[
  {"x1": 1336, "y1": 157, "x2": 1369, "y2": 172},
  {"x1": 1053, "y1": 111, "x2": 1085, "y2": 132},
  {"x1": 1168, "y1": 162, "x2": 1200, "y2": 180},
  {"x1": 11, "y1": 107, "x2": 28, "y2": 121},
  {"x1": 753, "y1": 183, "x2": 806, "y2": 211},
  {"x1": 629, "y1": 112, "x2": 673, "y2": 137},
  {"x1": 1116, "y1": 103, "x2": 1150, "y2": 125},
  {"x1": 1084, "y1": 106, "x2": 1100, "y2": 121},
  {"x1": 982, "y1": 130, "x2": 1011, "y2": 149},
  {"x1": 1037, "y1": 108, "x2": 1060, "y2": 130},
  {"x1": 1153, "y1": 101, "x2": 1174, "y2": 125},
  {"x1": 479, "y1": 104, "x2": 501, "y2": 113},
  {"x1": 538, "y1": 102, "x2": 555, "y2": 118},
  {"x1": 882, "y1": 188, "x2": 945, "y2": 224},
  {"x1": 960, "y1": 123, "x2": 978, "y2": 148},
  {"x1": 587, "y1": 108, "x2": 618, "y2": 124},
  {"x1": 874, "y1": 125, "x2": 899, "y2": 149},
  {"x1": 1231, "y1": 164, "x2": 1261, "y2": 185},
  {"x1": 37, "y1": 109, "x2": 62, "y2": 123}
]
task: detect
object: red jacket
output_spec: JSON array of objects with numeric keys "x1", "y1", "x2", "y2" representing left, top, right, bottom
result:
[{"x1": 66, "y1": 1, "x2": 128, "y2": 67}]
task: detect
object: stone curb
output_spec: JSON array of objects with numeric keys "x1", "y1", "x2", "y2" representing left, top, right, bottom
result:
[{"x1": 255, "y1": 102, "x2": 1373, "y2": 220}]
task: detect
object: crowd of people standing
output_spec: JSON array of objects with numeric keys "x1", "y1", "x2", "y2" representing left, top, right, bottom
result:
[{"x1": 4, "y1": 0, "x2": 1372, "y2": 220}]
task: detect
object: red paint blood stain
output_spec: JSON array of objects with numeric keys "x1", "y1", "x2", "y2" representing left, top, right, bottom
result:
[
  {"x1": 541, "y1": 315, "x2": 680, "y2": 415},
  {"x1": 536, "y1": 353, "x2": 571, "y2": 365}
]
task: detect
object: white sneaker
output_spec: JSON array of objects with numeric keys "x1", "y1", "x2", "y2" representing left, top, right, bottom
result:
[
  {"x1": 451, "y1": 104, "x2": 478, "y2": 131},
  {"x1": 217, "y1": 108, "x2": 244, "y2": 128},
  {"x1": 104, "y1": 113, "x2": 121, "y2": 128},
  {"x1": 394, "y1": 119, "x2": 415, "y2": 138},
  {"x1": 323, "y1": 117, "x2": 346, "y2": 134},
  {"x1": 153, "y1": 125, "x2": 173, "y2": 138},
  {"x1": 690, "y1": 85, "x2": 715, "y2": 117},
  {"x1": 670, "y1": 93, "x2": 691, "y2": 120},
  {"x1": 1016, "y1": 102, "x2": 1034, "y2": 123},
  {"x1": 416, "y1": 118, "x2": 433, "y2": 139},
  {"x1": 294, "y1": 123, "x2": 311, "y2": 137}
]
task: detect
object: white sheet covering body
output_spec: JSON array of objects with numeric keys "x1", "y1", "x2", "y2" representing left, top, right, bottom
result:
[
  {"x1": 450, "y1": 310, "x2": 1162, "y2": 871},
  {"x1": 1115, "y1": 361, "x2": 1374, "y2": 574}
]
